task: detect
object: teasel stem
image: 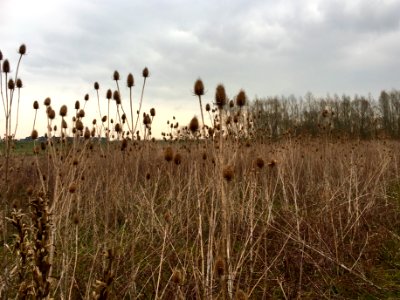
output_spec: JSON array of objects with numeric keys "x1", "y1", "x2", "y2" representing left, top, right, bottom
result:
[
  {"x1": 13, "y1": 84, "x2": 21, "y2": 136},
  {"x1": 129, "y1": 86, "x2": 134, "y2": 136},
  {"x1": 134, "y1": 75, "x2": 147, "y2": 137}
]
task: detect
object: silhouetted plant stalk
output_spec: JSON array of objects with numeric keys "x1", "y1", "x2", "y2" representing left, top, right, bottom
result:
[{"x1": 133, "y1": 67, "x2": 149, "y2": 137}]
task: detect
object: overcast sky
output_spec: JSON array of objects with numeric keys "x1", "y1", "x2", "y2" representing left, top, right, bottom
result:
[{"x1": 1, "y1": 0, "x2": 400, "y2": 138}]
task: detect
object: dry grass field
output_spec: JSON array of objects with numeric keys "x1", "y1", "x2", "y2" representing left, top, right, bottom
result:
[{"x1": 1, "y1": 45, "x2": 400, "y2": 299}]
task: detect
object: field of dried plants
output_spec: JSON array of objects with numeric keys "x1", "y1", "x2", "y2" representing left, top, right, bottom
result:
[{"x1": 1, "y1": 45, "x2": 400, "y2": 299}]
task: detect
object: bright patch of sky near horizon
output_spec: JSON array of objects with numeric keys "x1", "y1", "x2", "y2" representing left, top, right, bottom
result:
[{"x1": 1, "y1": 0, "x2": 400, "y2": 138}]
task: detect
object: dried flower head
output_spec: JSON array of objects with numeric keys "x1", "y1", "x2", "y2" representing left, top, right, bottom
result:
[
  {"x1": 189, "y1": 116, "x2": 199, "y2": 133},
  {"x1": 84, "y1": 127, "x2": 90, "y2": 139},
  {"x1": 62, "y1": 119, "x2": 68, "y2": 129},
  {"x1": 115, "y1": 123, "x2": 122, "y2": 133},
  {"x1": 236, "y1": 89, "x2": 246, "y2": 107},
  {"x1": 113, "y1": 70, "x2": 120, "y2": 81},
  {"x1": 205, "y1": 103, "x2": 211, "y2": 112},
  {"x1": 229, "y1": 100, "x2": 234, "y2": 108},
  {"x1": 47, "y1": 108, "x2": 56, "y2": 120},
  {"x1": 142, "y1": 67, "x2": 149, "y2": 78},
  {"x1": 59, "y1": 105, "x2": 68, "y2": 117},
  {"x1": 31, "y1": 129, "x2": 38, "y2": 140},
  {"x1": 33, "y1": 101, "x2": 39, "y2": 110},
  {"x1": 8, "y1": 79, "x2": 15, "y2": 90},
  {"x1": 78, "y1": 109, "x2": 85, "y2": 118},
  {"x1": 150, "y1": 108, "x2": 156, "y2": 117},
  {"x1": 16, "y1": 78, "x2": 23, "y2": 88},
  {"x1": 255, "y1": 157, "x2": 264, "y2": 169},
  {"x1": 215, "y1": 84, "x2": 227, "y2": 109},
  {"x1": 2, "y1": 59, "x2": 10, "y2": 73},
  {"x1": 164, "y1": 147, "x2": 174, "y2": 162},
  {"x1": 18, "y1": 44, "x2": 27, "y2": 55},
  {"x1": 84, "y1": 94, "x2": 89, "y2": 101},
  {"x1": 44, "y1": 97, "x2": 51, "y2": 106},
  {"x1": 0, "y1": 50, "x2": 2, "y2": 60},
  {"x1": 102, "y1": 116, "x2": 107, "y2": 122},
  {"x1": 194, "y1": 78, "x2": 204, "y2": 96},
  {"x1": 75, "y1": 120, "x2": 84, "y2": 131},
  {"x1": 127, "y1": 73, "x2": 134, "y2": 87},
  {"x1": 106, "y1": 89, "x2": 112, "y2": 99},
  {"x1": 94, "y1": 81, "x2": 99, "y2": 90},
  {"x1": 222, "y1": 165, "x2": 234, "y2": 182},
  {"x1": 113, "y1": 90, "x2": 121, "y2": 104}
]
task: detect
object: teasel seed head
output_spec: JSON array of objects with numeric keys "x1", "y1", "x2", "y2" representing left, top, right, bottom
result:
[
  {"x1": 222, "y1": 165, "x2": 234, "y2": 182},
  {"x1": 215, "y1": 84, "x2": 227, "y2": 109},
  {"x1": 115, "y1": 123, "x2": 122, "y2": 133},
  {"x1": 164, "y1": 147, "x2": 174, "y2": 162},
  {"x1": 142, "y1": 67, "x2": 149, "y2": 78},
  {"x1": 194, "y1": 78, "x2": 204, "y2": 96},
  {"x1": 84, "y1": 93, "x2": 89, "y2": 101},
  {"x1": 205, "y1": 103, "x2": 211, "y2": 112},
  {"x1": 0, "y1": 50, "x2": 2, "y2": 61},
  {"x1": 255, "y1": 157, "x2": 264, "y2": 169},
  {"x1": 113, "y1": 90, "x2": 121, "y2": 104},
  {"x1": 78, "y1": 109, "x2": 85, "y2": 118},
  {"x1": 8, "y1": 79, "x2": 15, "y2": 90},
  {"x1": 18, "y1": 44, "x2": 26, "y2": 55},
  {"x1": 69, "y1": 182, "x2": 77, "y2": 193},
  {"x1": 75, "y1": 100, "x2": 80, "y2": 110},
  {"x1": 150, "y1": 108, "x2": 156, "y2": 117},
  {"x1": 44, "y1": 97, "x2": 51, "y2": 106},
  {"x1": 84, "y1": 127, "x2": 90, "y2": 139},
  {"x1": 33, "y1": 101, "x2": 39, "y2": 110},
  {"x1": 171, "y1": 269, "x2": 183, "y2": 285},
  {"x1": 229, "y1": 100, "x2": 234, "y2": 108},
  {"x1": 113, "y1": 70, "x2": 120, "y2": 81},
  {"x1": 16, "y1": 78, "x2": 23, "y2": 88},
  {"x1": 76, "y1": 120, "x2": 84, "y2": 131},
  {"x1": 2, "y1": 59, "x2": 10, "y2": 73},
  {"x1": 94, "y1": 81, "x2": 99, "y2": 90},
  {"x1": 59, "y1": 105, "x2": 68, "y2": 117},
  {"x1": 236, "y1": 89, "x2": 246, "y2": 107},
  {"x1": 31, "y1": 129, "x2": 38, "y2": 140},
  {"x1": 106, "y1": 89, "x2": 112, "y2": 99},
  {"x1": 127, "y1": 73, "x2": 134, "y2": 87},
  {"x1": 215, "y1": 256, "x2": 225, "y2": 278},
  {"x1": 47, "y1": 108, "x2": 56, "y2": 120},
  {"x1": 102, "y1": 116, "x2": 107, "y2": 122},
  {"x1": 189, "y1": 116, "x2": 199, "y2": 133},
  {"x1": 92, "y1": 119, "x2": 97, "y2": 125}
]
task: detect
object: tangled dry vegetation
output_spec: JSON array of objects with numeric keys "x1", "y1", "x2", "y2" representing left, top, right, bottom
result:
[{"x1": 1, "y1": 45, "x2": 400, "y2": 299}]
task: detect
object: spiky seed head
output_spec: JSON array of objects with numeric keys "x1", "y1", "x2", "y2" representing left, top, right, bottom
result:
[
  {"x1": 143, "y1": 114, "x2": 151, "y2": 126},
  {"x1": 78, "y1": 109, "x2": 85, "y2": 118},
  {"x1": 47, "y1": 108, "x2": 56, "y2": 120},
  {"x1": 68, "y1": 182, "x2": 77, "y2": 193},
  {"x1": 33, "y1": 101, "x2": 39, "y2": 110},
  {"x1": 171, "y1": 269, "x2": 183, "y2": 285},
  {"x1": 222, "y1": 165, "x2": 234, "y2": 182},
  {"x1": 62, "y1": 119, "x2": 68, "y2": 129},
  {"x1": 18, "y1": 44, "x2": 26, "y2": 55},
  {"x1": 31, "y1": 129, "x2": 38, "y2": 140},
  {"x1": 215, "y1": 84, "x2": 227, "y2": 109},
  {"x1": 164, "y1": 147, "x2": 174, "y2": 162},
  {"x1": 122, "y1": 114, "x2": 126, "y2": 122},
  {"x1": 194, "y1": 78, "x2": 204, "y2": 96},
  {"x1": 215, "y1": 256, "x2": 225, "y2": 277},
  {"x1": 229, "y1": 100, "x2": 234, "y2": 108},
  {"x1": 150, "y1": 108, "x2": 156, "y2": 117},
  {"x1": 0, "y1": 50, "x2": 2, "y2": 60},
  {"x1": 255, "y1": 157, "x2": 264, "y2": 169},
  {"x1": 205, "y1": 103, "x2": 211, "y2": 112},
  {"x1": 94, "y1": 81, "x2": 99, "y2": 90},
  {"x1": 76, "y1": 120, "x2": 84, "y2": 131},
  {"x1": 8, "y1": 79, "x2": 15, "y2": 90},
  {"x1": 44, "y1": 97, "x2": 51, "y2": 106},
  {"x1": 53, "y1": 125, "x2": 57, "y2": 131},
  {"x1": 127, "y1": 73, "x2": 134, "y2": 87},
  {"x1": 113, "y1": 70, "x2": 120, "y2": 81},
  {"x1": 142, "y1": 67, "x2": 149, "y2": 78},
  {"x1": 174, "y1": 153, "x2": 182, "y2": 165},
  {"x1": 113, "y1": 90, "x2": 121, "y2": 104},
  {"x1": 106, "y1": 89, "x2": 112, "y2": 99},
  {"x1": 84, "y1": 94, "x2": 89, "y2": 101},
  {"x1": 2, "y1": 59, "x2": 10, "y2": 73},
  {"x1": 102, "y1": 116, "x2": 107, "y2": 122},
  {"x1": 84, "y1": 127, "x2": 90, "y2": 139},
  {"x1": 75, "y1": 100, "x2": 80, "y2": 110},
  {"x1": 115, "y1": 123, "x2": 122, "y2": 133},
  {"x1": 16, "y1": 78, "x2": 23, "y2": 88},
  {"x1": 189, "y1": 116, "x2": 199, "y2": 133},
  {"x1": 92, "y1": 119, "x2": 97, "y2": 125},
  {"x1": 59, "y1": 105, "x2": 68, "y2": 117},
  {"x1": 236, "y1": 89, "x2": 246, "y2": 107}
]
